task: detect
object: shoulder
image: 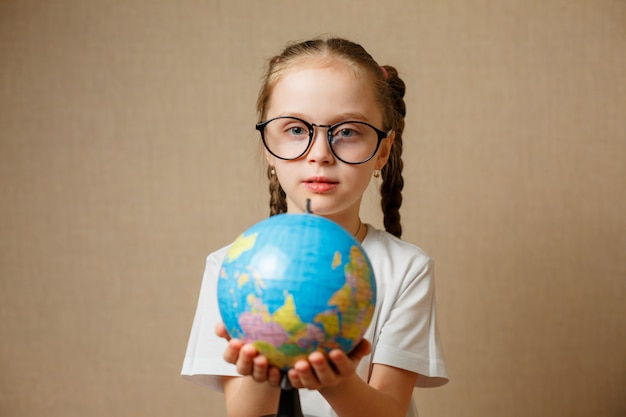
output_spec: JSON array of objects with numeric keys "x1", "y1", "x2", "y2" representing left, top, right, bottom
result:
[
  {"x1": 362, "y1": 225, "x2": 432, "y2": 271},
  {"x1": 206, "y1": 244, "x2": 230, "y2": 264},
  {"x1": 201, "y1": 245, "x2": 232, "y2": 278},
  {"x1": 361, "y1": 225, "x2": 435, "y2": 297}
]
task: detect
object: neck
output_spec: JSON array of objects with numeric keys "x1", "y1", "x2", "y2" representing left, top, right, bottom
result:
[{"x1": 353, "y1": 220, "x2": 365, "y2": 242}]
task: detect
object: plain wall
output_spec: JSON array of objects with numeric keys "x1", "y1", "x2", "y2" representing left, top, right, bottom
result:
[{"x1": 1, "y1": 1, "x2": 624, "y2": 416}]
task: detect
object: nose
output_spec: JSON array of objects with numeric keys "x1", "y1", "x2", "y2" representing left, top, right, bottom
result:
[{"x1": 306, "y1": 126, "x2": 334, "y2": 164}]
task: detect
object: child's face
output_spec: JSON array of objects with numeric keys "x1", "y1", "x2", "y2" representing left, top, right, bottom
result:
[{"x1": 265, "y1": 59, "x2": 393, "y2": 221}]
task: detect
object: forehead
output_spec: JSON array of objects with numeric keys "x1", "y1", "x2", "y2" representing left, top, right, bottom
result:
[{"x1": 266, "y1": 58, "x2": 383, "y2": 124}]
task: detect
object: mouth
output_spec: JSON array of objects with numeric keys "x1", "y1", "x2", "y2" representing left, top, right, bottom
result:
[{"x1": 303, "y1": 176, "x2": 338, "y2": 193}]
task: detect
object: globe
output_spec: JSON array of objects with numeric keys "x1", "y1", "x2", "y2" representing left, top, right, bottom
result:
[{"x1": 218, "y1": 213, "x2": 377, "y2": 371}]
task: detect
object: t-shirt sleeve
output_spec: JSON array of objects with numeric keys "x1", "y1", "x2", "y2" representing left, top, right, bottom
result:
[
  {"x1": 181, "y1": 247, "x2": 240, "y2": 392},
  {"x1": 372, "y1": 255, "x2": 448, "y2": 388}
]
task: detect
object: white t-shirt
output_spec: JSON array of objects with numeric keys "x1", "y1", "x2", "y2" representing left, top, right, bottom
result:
[{"x1": 182, "y1": 224, "x2": 448, "y2": 417}]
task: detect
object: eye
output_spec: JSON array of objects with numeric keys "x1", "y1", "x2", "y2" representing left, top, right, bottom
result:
[
  {"x1": 336, "y1": 128, "x2": 357, "y2": 138},
  {"x1": 331, "y1": 123, "x2": 363, "y2": 141},
  {"x1": 279, "y1": 119, "x2": 309, "y2": 138},
  {"x1": 288, "y1": 126, "x2": 307, "y2": 136}
]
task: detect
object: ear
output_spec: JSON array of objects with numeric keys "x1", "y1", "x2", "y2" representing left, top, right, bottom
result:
[{"x1": 374, "y1": 131, "x2": 395, "y2": 170}]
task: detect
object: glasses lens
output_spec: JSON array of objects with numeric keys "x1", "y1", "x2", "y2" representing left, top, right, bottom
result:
[
  {"x1": 262, "y1": 118, "x2": 310, "y2": 160},
  {"x1": 330, "y1": 122, "x2": 380, "y2": 164}
]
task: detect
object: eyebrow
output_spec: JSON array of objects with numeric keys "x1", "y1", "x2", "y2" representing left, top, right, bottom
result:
[{"x1": 279, "y1": 112, "x2": 374, "y2": 124}]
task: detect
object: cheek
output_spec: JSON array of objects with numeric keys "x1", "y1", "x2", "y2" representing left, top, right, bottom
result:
[
  {"x1": 273, "y1": 163, "x2": 296, "y2": 186},
  {"x1": 349, "y1": 164, "x2": 376, "y2": 190}
]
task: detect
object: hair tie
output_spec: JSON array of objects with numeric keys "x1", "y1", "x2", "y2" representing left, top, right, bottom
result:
[{"x1": 380, "y1": 66, "x2": 388, "y2": 80}]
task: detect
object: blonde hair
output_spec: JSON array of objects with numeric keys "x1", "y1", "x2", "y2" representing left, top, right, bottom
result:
[{"x1": 258, "y1": 38, "x2": 406, "y2": 238}]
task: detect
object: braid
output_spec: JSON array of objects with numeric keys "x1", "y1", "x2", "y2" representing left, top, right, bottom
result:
[
  {"x1": 381, "y1": 139, "x2": 404, "y2": 238},
  {"x1": 380, "y1": 66, "x2": 406, "y2": 238},
  {"x1": 267, "y1": 166, "x2": 287, "y2": 216}
]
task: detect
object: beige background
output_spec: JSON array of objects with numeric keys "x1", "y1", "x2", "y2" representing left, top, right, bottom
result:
[{"x1": 1, "y1": 0, "x2": 624, "y2": 416}]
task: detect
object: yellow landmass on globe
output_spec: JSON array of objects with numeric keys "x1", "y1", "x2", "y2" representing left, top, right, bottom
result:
[
  {"x1": 314, "y1": 311, "x2": 340, "y2": 338},
  {"x1": 273, "y1": 294, "x2": 305, "y2": 333},
  {"x1": 225, "y1": 232, "x2": 257, "y2": 262},
  {"x1": 328, "y1": 284, "x2": 352, "y2": 311},
  {"x1": 238, "y1": 272, "x2": 250, "y2": 288},
  {"x1": 332, "y1": 251, "x2": 341, "y2": 269},
  {"x1": 347, "y1": 246, "x2": 374, "y2": 304}
]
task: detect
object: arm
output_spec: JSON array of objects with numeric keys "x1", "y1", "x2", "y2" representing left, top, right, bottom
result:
[
  {"x1": 222, "y1": 375, "x2": 280, "y2": 417},
  {"x1": 218, "y1": 323, "x2": 418, "y2": 417},
  {"x1": 289, "y1": 349, "x2": 418, "y2": 417},
  {"x1": 217, "y1": 323, "x2": 282, "y2": 417}
]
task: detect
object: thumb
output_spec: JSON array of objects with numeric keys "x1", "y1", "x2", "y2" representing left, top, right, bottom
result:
[{"x1": 349, "y1": 338, "x2": 372, "y2": 361}]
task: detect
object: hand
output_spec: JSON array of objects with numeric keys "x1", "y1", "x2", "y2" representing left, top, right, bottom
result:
[
  {"x1": 287, "y1": 338, "x2": 372, "y2": 390},
  {"x1": 215, "y1": 322, "x2": 282, "y2": 387}
]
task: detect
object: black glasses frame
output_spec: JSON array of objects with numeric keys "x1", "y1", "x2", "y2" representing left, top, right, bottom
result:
[{"x1": 256, "y1": 116, "x2": 391, "y2": 165}]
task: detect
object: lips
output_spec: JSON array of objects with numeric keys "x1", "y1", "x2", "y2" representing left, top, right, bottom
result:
[{"x1": 303, "y1": 176, "x2": 338, "y2": 193}]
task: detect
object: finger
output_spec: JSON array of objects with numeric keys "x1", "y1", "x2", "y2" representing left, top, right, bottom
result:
[
  {"x1": 251, "y1": 354, "x2": 269, "y2": 382},
  {"x1": 307, "y1": 351, "x2": 338, "y2": 386},
  {"x1": 235, "y1": 344, "x2": 258, "y2": 376},
  {"x1": 287, "y1": 367, "x2": 304, "y2": 389},
  {"x1": 215, "y1": 322, "x2": 231, "y2": 341},
  {"x1": 349, "y1": 338, "x2": 372, "y2": 360},
  {"x1": 223, "y1": 338, "x2": 243, "y2": 364},
  {"x1": 267, "y1": 366, "x2": 282, "y2": 387},
  {"x1": 292, "y1": 359, "x2": 321, "y2": 390},
  {"x1": 327, "y1": 349, "x2": 354, "y2": 376}
]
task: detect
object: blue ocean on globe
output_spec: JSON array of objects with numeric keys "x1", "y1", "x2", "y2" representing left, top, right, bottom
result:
[{"x1": 217, "y1": 213, "x2": 377, "y2": 370}]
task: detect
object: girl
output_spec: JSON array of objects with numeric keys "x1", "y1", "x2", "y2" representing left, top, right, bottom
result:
[{"x1": 182, "y1": 37, "x2": 448, "y2": 417}]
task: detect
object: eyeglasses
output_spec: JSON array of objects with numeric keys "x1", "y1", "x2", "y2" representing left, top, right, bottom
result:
[{"x1": 256, "y1": 116, "x2": 391, "y2": 165}]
